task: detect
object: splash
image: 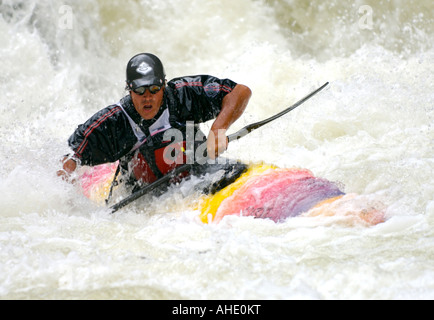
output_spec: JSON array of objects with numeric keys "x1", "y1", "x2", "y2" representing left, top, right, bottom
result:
[{"x1": 0, "y1": 0, "x2": 432, "y2": 300}]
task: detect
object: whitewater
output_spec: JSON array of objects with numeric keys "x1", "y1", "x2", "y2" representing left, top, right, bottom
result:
[{"x1": 0, "y1": 0, "x2": 433, "y2": 299}]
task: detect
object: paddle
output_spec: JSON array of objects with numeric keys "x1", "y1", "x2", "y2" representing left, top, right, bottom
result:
[
  {"x1": 227, "y1": 81, "x2": 329, "y2": 142},
  {"x1": 109, "y1": 82, "x2": 329, "y2": 213}
]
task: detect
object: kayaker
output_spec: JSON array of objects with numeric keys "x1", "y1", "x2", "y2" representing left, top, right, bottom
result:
[{"x1": 57, "y1": 53, "x2": 251, "y2": 191}]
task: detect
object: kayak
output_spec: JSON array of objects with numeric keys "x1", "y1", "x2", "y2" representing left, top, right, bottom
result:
[
  {"x1": 197, "y1": 164, "x2": 385, "y2": 226},
  {"x1": 80, "y1": 162, "x2": 119, "y2": 205},
  {"x1": 79, "y1": 162, "x2": 385, "y2": 226}
]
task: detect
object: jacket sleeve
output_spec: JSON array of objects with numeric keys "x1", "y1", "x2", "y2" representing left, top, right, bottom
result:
[
  {"x1": 168, "y1": 75, "x2": 238, "y2": 123},
  {"x1": 67, "y1": 105, "x2": 134, "y2": 166}
]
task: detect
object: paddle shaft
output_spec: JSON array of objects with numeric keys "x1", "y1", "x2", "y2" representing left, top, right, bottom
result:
[
  {"x1": 227, "y1": 82, "x2": 329, "y2": 142},
  {"x1": 109, "y1": 163, "x2": 193, "y2": 213},
  {"x1": 109, "y1": 82, "x2": 329, "y2": 213}
]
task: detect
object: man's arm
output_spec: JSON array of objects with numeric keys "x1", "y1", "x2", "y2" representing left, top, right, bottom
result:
[
  {"x1": 57, "y1": 104, "x2": 132, "y2": 181},
  {"x1": 207, "y1": 84, "x2": 252, "y2": 159}
]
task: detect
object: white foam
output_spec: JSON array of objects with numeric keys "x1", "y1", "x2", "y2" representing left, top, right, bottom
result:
[{"x1": 1, "y1": 0, "x2": 433, "y2": 300}]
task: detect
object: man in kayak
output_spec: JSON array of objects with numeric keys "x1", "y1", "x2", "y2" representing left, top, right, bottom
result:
[{"x1": 57, "y1": 53, "x2": 251, "y2": 192}]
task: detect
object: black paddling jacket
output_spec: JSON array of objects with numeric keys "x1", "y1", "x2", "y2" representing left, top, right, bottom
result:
[{"x1": 68, "y1": 75, "x2": 237, "y2": 185}]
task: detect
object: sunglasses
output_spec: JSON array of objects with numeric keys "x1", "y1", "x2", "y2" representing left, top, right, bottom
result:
[{"x1": 132, "y1": 85, "x2": 163, "y2": 95}]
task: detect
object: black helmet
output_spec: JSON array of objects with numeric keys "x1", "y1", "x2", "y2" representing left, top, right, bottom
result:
[{"x1": 126, "y1": 53, "x2": 166, "y2": 90}]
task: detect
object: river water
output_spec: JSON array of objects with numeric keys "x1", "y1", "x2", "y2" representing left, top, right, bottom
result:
[{"x1": 1, "y1": 0, "x2": 433, "y2": 299}]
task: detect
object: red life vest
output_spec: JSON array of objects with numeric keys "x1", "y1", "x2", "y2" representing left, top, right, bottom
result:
[{"x1": 130, "y1": 140, "x2": 188, "y2": 184}]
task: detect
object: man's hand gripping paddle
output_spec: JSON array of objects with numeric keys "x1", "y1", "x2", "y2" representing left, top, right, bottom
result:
[{"x1": 109, "y1": 82, "x2": 329, "y2": 213}]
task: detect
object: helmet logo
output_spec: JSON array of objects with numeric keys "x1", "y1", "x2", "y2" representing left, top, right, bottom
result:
[{"x1": 137, "y1": 62, "x2": 152, "y2": 76}]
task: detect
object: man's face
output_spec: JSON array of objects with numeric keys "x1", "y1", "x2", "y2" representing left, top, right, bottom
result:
[{"x1": 130, "y1": 86, "x2": 165, "y2": 120}]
